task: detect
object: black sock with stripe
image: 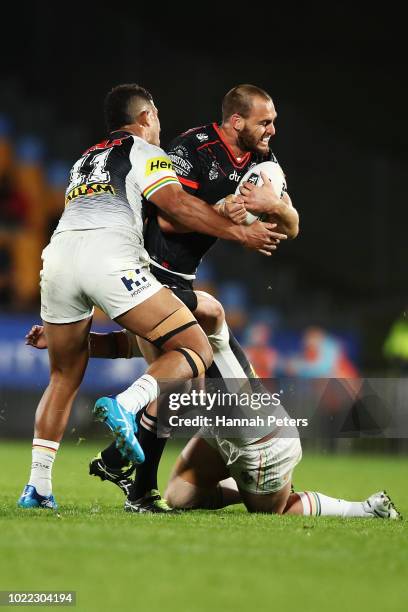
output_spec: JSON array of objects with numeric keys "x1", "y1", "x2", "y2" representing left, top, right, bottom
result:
[{"x1": 128, "y1": 408, "x2": 167, "y2": 501}]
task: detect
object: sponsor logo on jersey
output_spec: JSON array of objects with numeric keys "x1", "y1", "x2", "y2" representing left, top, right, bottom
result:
[
  {"x1": 174, "y1": 146, "x2": 189, "y2": 157},
  {"x1": 229, "y1": 170, "x2": 242, "y2": 182},
  {"x1": 209, "y1": 161, "x2": 219, "y2": 181},
  {"x1": 65, "y1": 183, "x2": 115, "y2": 205},
  {"x1": 121, "y1": 269, "x2": 151, "y2": 297},
  {"x1": 169, "y1": 154, "x2": 193, "y2": 177},
  {"x1": 145, "y1": 157, "x2": 173, "y2": 176},
  {"x1": 196, "y1": 133, "x2": 208, "y2": 142}
]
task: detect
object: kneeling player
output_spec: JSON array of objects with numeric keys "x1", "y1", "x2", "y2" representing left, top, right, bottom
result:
[{"x1": 164, "y1": 436, "x2": 400, "y2": 519}]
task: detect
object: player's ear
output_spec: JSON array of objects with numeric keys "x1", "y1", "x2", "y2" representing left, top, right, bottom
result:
[
  {"x1": 230, "y1": 113, "x2": 245, "y2": 132},
  {"x1": 138, "y1": 109, "x2": 151, "y2": 127}
]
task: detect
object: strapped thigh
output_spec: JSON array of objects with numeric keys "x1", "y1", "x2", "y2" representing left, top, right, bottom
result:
[{"x1": 144, "y1": 306, "x2": 198, "y2": 348}]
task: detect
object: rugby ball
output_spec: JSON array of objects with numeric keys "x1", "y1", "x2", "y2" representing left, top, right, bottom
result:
[{"x1": 235, "y1": 160, "x2": 286, "y2": 225}]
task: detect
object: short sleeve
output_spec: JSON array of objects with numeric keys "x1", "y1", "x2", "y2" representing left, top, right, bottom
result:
[{"x1": 130, "y1": 139, "x2": 181, "y2": 200}]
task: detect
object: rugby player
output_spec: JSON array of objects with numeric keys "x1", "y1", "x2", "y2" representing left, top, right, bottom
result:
[
  {"x1": 17, "y1": 84, "x2": 281, "y2": 510},
  {"x1": 164, "y1": 434, "x2": 400, "y2": 519}
]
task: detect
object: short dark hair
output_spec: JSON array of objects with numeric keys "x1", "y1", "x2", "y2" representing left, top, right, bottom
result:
[
  {"x1": 104, "y1": 84, "x2": 154, "y2": 132},
  {"x1": 222, "y1": 84, "x2": 272, "y2": 121}
]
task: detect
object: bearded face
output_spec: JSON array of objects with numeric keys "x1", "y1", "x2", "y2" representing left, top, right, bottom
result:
[
  {"x1": 236, "y1": 98, "x2": 276, "y2": 155},
  {"x1": 237, "y1": 125, "x2": 270, "y2": 154}
]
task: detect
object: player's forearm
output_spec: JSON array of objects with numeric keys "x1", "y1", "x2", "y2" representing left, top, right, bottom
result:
[
  {"x1": 263, "y1": 192, "x2": 299, "y2": 239},
  {"x1": 153, "y1": 188, "x2": 246, "y2": 243},
  {"x1": 89, "y1": 331, "x2": 127, "y2": 358},
  {"x1": 178, "y1": 191, "x2": 249, "y2": 241},
  {"x1": 89, "y1": 331, "x2": 141, "y2": 358},
  {"x1": 244, "y1": 190, "x2": 299, "y2": 238},
  {"x1": 268, "y1": 204, "x2": 299, "y2": 239}
]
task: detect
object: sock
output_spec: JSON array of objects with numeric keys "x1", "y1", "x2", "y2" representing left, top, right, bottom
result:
[
  {"x1": 298, "y1": 491, "x2": 373, "y2": 518},
  {"x1": 101, "y1": 444, "x2": 131, "y2": 469},
  {"x1": 206, "y1": 322, "x2": 265, "y2": 396},
  {"x1": 28, "y1": 438, "x2": 59, "y2": 497},
  {"x1": 207, "y1": 322, "x2": 247, "y2": 379},
  {"x1": 129, "y1": 408, "x2": 168, "y2": 500},
  {"x1": 218, "y1": 477, "x2": 241, "y2": 507},
  {"x1": 227, "y1": 327, "x2": 257, "y2": 378},
  {"x1": 116, "y1": 374, "x2": 159, "y2": 415}
]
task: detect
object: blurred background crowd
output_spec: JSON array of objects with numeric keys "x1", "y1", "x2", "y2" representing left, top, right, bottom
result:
[{"x1": 0, "y1": 103, "x2": 363, "y2": 380}]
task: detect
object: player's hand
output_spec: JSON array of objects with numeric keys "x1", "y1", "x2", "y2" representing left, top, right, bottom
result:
[
  {"x1": 240, "y1": 171, "x2": 281, "y2": 214},
  {"x1": 241, "y1": 221, "x2": 287, "y2": 256},
  {"x1": 219, "y1": 194, "x2": 247, "y2": 224},
  {"x1": 25, "y1": 325, "x2": 48, "y2": 349}
]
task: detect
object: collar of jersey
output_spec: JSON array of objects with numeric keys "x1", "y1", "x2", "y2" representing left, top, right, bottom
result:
[{"x1": 212, "y1": 123, "x2": 251, "y2": 169}]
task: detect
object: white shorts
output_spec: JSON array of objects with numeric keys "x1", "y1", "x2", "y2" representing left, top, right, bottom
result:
[
  {"x1": 206, "y1": 435, "x2": 302, "y2": 495},
  {"x1": 40, "y1": 229, "x2": 163, "y2": 323}
]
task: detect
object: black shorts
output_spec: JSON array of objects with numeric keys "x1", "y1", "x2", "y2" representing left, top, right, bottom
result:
[{"x1": 149, "y1": 266, "x2": 198, "y2": 312}]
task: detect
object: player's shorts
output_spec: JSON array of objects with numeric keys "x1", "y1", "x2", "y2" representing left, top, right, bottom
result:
[
  {"x1": 206, "y1": 435, "x2": 302, "y2": 495},
  {"x1": 40, "y1": 228, "x2": 163, "y2": 323}
]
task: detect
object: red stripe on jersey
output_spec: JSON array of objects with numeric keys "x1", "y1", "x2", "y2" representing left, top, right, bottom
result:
[
  {"x1": 197, "y1": 140, "x2": 220, "y2": 150},
  {"x1": 179, "y1": 177, "x2": 200, "y2": 189},
  {"x1": 83, "y1": 135, "x2": 130, "y2": 155},
  {"x1": 180, "y1": 125, "x2": 207, "y2": 137},
  {"x1": 212, "y1": 123, "x2": 251, "y2": 169}
]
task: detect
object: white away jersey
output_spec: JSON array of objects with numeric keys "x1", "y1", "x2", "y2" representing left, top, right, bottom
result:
[{"x1": 54, "y1": 131, "x2": 180, "y2": 243}]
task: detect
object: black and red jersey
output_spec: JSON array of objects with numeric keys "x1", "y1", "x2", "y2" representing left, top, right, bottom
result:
[{"x1": 144, "y1": 123, "x2": 276, "y2": 276}]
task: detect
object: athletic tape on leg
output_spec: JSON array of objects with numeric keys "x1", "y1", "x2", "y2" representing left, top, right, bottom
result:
[
  {"x1": 175, "y1": 348, "x2": 207, "y2": 377},
  {"x1": 145, "y1": 307, "x2": 198, "y2": 348}
]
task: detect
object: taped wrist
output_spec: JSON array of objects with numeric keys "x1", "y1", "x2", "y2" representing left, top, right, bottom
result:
[
  {"x1": 216, "y1": 199, "x2": 227, "y2": 217},
  {"x1": 216, "y1": 194, "x2": 234, "y2": 217}
]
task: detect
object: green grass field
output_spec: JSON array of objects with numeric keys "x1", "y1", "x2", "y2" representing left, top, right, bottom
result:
[{"x1": 0, "y1": 441, "x2": 407, "y2": 612}]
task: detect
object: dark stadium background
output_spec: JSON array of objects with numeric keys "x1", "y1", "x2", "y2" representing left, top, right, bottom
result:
[{"x1": 1, "y1": 7, "x2": 407, "y2": 443}]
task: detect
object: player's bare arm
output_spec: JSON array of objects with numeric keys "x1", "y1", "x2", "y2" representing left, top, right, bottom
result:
[
  {"x1": 150, "y1": 183, "x2": 281, "y2": 255},
  {"x1": 157, "y1": 195, "x2": 287, "y2": 249},
  {"x1": 240, "y1": 170, "x2": 299, "y2": 238},
  {"x1": 26, "y1": 325, "x2": 141, "y2": 359}
]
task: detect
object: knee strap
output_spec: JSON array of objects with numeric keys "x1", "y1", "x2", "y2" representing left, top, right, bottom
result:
[
  {"x1": 175, "y1": 348, "x2": 207, "y2": 377},
  {"x1": 145, "y1": 306, "x2": 198, "y2": 348}
]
